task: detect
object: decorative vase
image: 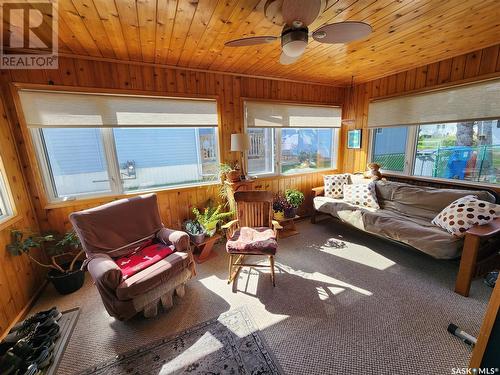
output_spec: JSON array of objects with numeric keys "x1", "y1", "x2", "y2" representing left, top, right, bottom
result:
[
  {"x1": 284, "y1": 207, "x2": 297, "y2": 219},
  {"x1": 273, "y1": 210, "x2": 285, "y2": 221}
]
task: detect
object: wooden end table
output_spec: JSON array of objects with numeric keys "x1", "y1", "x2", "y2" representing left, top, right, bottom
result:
[
  {"x1": 190, "y1": 234, "x2": 221, "y2": 264},
  {"x1": 277, "y1": 215, "x2": 300, "y2": 238}
]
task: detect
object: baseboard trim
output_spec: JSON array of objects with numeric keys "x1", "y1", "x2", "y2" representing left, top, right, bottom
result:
[{"x1": 0, "y1": 280, "x2": 48, "y2": 340}]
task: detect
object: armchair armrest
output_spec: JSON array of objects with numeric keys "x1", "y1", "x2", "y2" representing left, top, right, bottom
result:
[
  {"x1": 156, "y1": 227, "x2": 190, "y2": 252},
  {"x1": 312, "y1": 186, "x2": 324, "y2": 197},
  {"x1": 87, "y1": 254, "x2": 123, "y2": 291},
  {"x1": 466, "y1": 218, "x2": 500, "y2": 237},
  {"x1": 272, "y1": 220, "x2": 283, "y2": 230},
  {"x1": 272, "y1": 220, "x2": 283, "y2": 237},
  {"x1": 221, "y1": 219, "x2": 239, "y2": 240}
]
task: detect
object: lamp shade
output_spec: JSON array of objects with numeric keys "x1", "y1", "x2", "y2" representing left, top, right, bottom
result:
[{"x1": 230, "y1": 133, "x2": 250, "y2": 152}]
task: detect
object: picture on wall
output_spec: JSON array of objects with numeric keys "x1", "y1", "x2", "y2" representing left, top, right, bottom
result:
[{"x1": 347, "y1": 129, "x2": 362, "y2": 149}]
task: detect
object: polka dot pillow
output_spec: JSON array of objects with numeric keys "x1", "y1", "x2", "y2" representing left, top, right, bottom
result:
[
  {"x1": 343, "y1": 182, "x2": 380, "y2": 209},
  {"x1": 324, "y1": 174, "x2": 350, "y2": 199},
  {"x1": 432, "y1": 195, "x2": 499, "y2": 237}
]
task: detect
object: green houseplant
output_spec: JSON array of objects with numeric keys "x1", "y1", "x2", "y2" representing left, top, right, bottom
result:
[
  {"x1": 192, "y1": 204, "x2": 234, "y2": 237},
  {"x1": 284, "y1": 189, "x2": 305, "y2": 218},
  {"x1": 7, "y1": 230, "x2": 85, "y2": 295}
]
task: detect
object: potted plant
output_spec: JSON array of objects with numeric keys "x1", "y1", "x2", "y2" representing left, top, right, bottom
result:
[
  {"x1": 192, "y1": 204, "x2": 234, "y2": 237},
  {"x1": 183, "y1": 219, "x2": 206, "y2": 244},
  {"x1": 272, "y1": 195, "x2": 291, "y2": 221},
  {"x1": 284, "y1": 188, "x2": 305, "y2": 218},
  {"x1": 7, "y1": 230, "x2": 86, "y2": 295}
]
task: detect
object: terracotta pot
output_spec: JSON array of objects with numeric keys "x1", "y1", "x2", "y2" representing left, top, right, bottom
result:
[{"x1": 227, "y1": 170, "x2": 241, "y2": 182}]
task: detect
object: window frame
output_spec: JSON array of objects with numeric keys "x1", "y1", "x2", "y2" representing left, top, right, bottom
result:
[
  {"x1": 368, "y1": 119, "x2": 500, "y2": 187},
  {"x1": 243, "y1": 100, "x2": 341, "y2": 177},
  {"x1": 0, "y1": 158, "x2": 15, "y2": 224},
  {"x1": 18, "y1": 86, "x2": 222, "y2": 203}
]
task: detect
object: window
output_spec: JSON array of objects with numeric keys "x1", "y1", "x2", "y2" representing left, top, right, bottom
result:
[
  {"x1": 368, "y1": 79, "x2": 500, "y2": 185},
  {"x1": 19, "y1": 90, "x2": 219, "y2": 201},
  {"x1": 414, "y1": 120, "x2": 499, "y2": 184},
  {"x1": 0, "y1": 165, "x2": 13, "y2": 222},
  {"x1": 245, "y1": 101, "x2": 341, "y2": 175},
  {"x1": 371, "y1": 127, "x2": 409, "y2": 172}
]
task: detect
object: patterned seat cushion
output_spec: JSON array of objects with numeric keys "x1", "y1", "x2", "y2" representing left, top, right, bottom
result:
[
  {"x1": 226, "y1": 227, "x2": 277, "y2": 255},
  {"x1": 115, "y1": 241, "x2": 175, "y2": 280}
]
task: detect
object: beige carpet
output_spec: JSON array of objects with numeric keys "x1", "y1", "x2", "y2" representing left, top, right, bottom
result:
[{"x1": 30, "y1": 220, "x2": 491, "y2": 375}]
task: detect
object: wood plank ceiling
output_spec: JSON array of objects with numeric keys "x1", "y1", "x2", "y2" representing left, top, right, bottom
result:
[{"x1": 32, "y1": 0, "x2": 500, "y2": 84}]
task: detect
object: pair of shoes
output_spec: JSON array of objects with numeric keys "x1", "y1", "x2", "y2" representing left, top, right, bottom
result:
[
  {"x1": 10, "y1": 307, "x2": 61, "y2": 334},
  {"x1": 4, "y1": 307, "x2": 61, "y2": 344},
  {"x1": 0, "y1": 316, "x2": 61, "y2": 374}
]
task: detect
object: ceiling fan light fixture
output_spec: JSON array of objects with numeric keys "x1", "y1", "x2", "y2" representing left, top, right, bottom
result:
[{"x1": 281, "y1": 27, "x2": 308, "y2": 57}]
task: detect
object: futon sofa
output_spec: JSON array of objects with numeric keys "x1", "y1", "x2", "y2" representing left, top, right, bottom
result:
[{"x1": 312, "y1": 177, "x2": 500, "y2": 296}]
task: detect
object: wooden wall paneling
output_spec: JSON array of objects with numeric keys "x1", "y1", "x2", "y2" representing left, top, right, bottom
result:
[
  {"x1": 342, "y1": 43, "x2": 500, "y2": 174},
  {"x1": 0, "y1": 91, "x2": 44, "y2": 339},
  {"x1": 1, "y1": 57, "x2": 344, "y2": 234}
]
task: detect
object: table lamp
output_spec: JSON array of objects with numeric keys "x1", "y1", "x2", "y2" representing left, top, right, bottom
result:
[{"x1": 230, "y1": 133, "x2": 250, "y2": 178}]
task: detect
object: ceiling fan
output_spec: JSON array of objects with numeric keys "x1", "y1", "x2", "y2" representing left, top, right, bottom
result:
[{"x1": 224, "y1": 0, "x2": 372, "y2": 65}]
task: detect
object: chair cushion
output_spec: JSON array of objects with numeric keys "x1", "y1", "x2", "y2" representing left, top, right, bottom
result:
[
  {"x1": 115, "y1": 241, "x2": 175, "y2": 280},
  {"x1": 116, "y1": 251, "x2": 192, "y2": 301},
  {"x1": 226, "y1": 227, "x2": 277, "y2": 255}
]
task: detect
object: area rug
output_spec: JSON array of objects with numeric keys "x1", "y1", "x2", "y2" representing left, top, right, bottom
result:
[{"x1": 77, "y1": 307, "x2": 281, "y2": 375}]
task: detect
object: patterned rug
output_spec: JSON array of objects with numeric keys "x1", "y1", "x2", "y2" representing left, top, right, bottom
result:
[{"x1": 78, "y1": 307, "x2": 280, "y2": 375}]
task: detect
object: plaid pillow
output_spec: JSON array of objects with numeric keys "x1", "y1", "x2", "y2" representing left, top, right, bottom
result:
[{"x1": 324, "y1": 174, "x2": 350, "y2": 198}]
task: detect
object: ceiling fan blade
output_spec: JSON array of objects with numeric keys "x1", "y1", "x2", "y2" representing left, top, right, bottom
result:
[
  {"x1": 312, "y1": 21, "x2": 372, "y2": 44},
  {"x1": 225, "y1": 36, "x2": 278, "y2": 47},
  {"x1": 279, "y1": 52, "x2": 301, "y2": 65},
  {"x1": 282, "y1": 0, "x2": 324, "y2": 27},
  {"x1": 264, "y1": 0, "x2": 285, "y2": 25}
]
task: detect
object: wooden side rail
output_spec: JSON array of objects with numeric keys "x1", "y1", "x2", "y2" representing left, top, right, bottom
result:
[
  {"x1": 310, "y1": 186, "x2": 324, "y2": 224},
  {"x1": 455, "y1": 217, "x2": 500, "y2": 297}
]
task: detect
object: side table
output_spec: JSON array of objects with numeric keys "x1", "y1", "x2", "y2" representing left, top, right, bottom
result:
[
  {"x1": 277, "y1": 215, "x2": 300, "y2": 238},
  {"x1": 190, "y1": 234, "x2": 221, "y2": 264}
]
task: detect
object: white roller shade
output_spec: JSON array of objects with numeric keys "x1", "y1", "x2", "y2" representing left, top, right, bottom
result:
[
  {"x1": 245, "y1": 101, "x2": 341, "y2": 128},
  {"x1": 18, "y1": 90, "x2": 219, "y2": 128},
  {"x1": 367, "y1": 78, "x2": 500, "y2": 128}
]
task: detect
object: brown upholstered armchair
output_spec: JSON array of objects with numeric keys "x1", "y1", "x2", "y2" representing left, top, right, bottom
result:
[{"x1": 69, "y1": 193, "x2": 195, "y2": 320}]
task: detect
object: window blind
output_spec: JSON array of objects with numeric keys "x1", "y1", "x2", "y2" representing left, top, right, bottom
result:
[
  {"x1": 18, "y1": 90, "x2": 219, "y2": 128},
  {"x1": 245, "y1": 101, "x2": 341, "y2": 128},
  {"x1": 367, "y1": 78, "x2": 500, "y2": 128}
]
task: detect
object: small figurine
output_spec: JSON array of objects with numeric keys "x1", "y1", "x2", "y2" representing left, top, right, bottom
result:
[{"x1": 363, "y1": 162, "x2": 382, "y2": 181}]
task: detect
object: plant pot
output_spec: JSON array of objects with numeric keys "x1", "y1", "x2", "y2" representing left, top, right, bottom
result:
[
  {"x1": 226, "y1": 170, "x2": 241, "y2": 182},
  {"x1": 284, "y1": 207, "x2": 297, "y2": 219},
  {"x1": 273, "y1": 210, "x2": 285, "y2": 221},
  {"x1": 47, "y1": 261, "x2": 85, "y2": 295},
  {"x1": 189, "y1": 232, "x2": 206, "y2": 244}
]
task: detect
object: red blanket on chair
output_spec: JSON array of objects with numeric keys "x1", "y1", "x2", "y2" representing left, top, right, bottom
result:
[{"x1": 115, "y1": 240, "x2": 175, "y2": 280}]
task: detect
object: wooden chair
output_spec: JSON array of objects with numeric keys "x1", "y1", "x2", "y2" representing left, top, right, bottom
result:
[{"x1": 222, "y1": 191, "x2": 282, "y2": 286}]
